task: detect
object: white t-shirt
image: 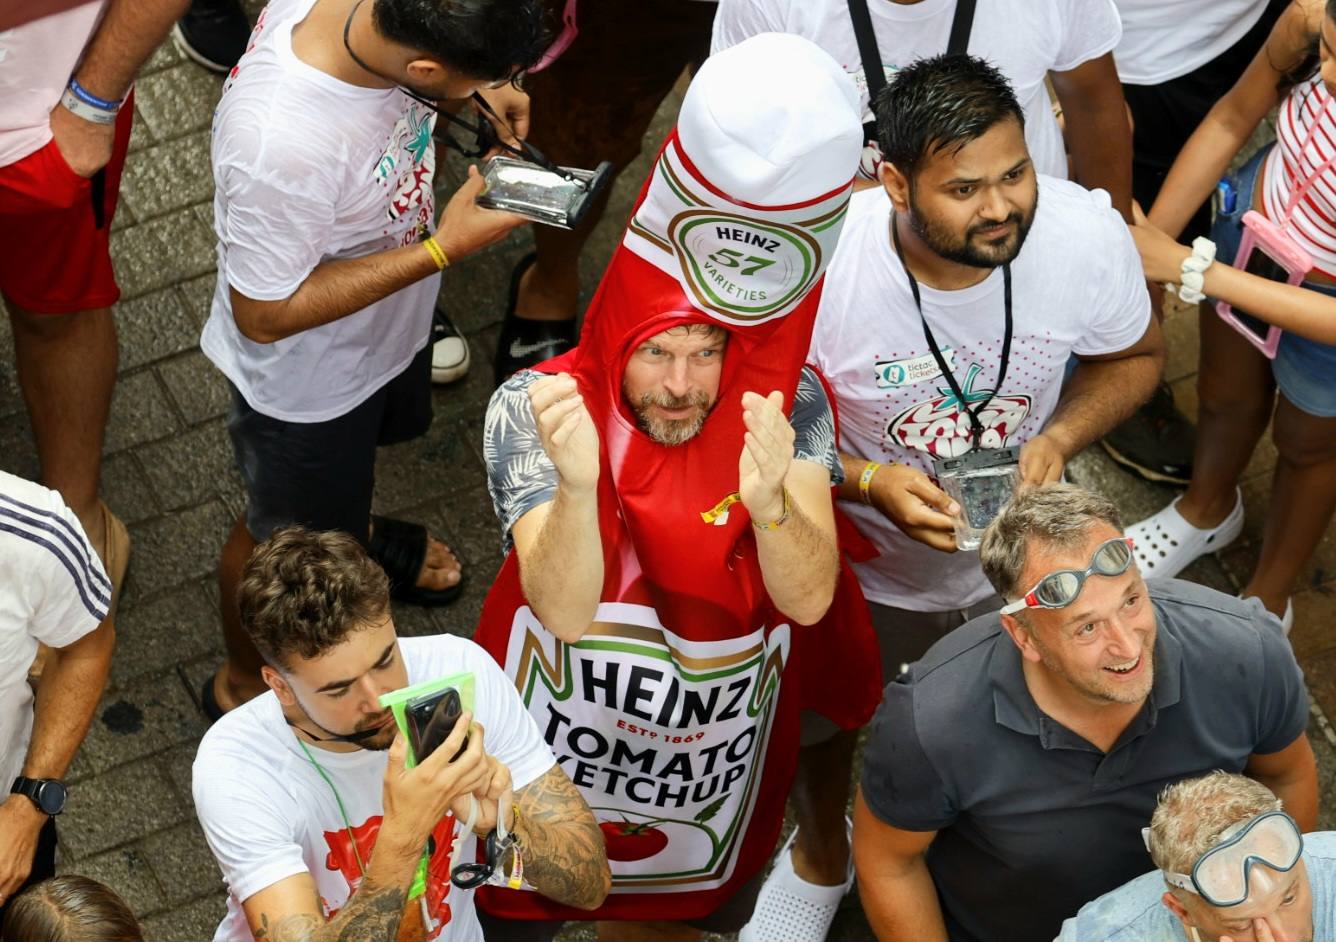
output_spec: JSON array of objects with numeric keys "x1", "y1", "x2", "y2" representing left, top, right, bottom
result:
[
  {"x1": 0, "y1": 471, "x2": 109, "y2": 791},
  {"x1": 193, "y1": 635, "x2": 557, "y2": 942},
  {"x1": 200, "y1": 0, "x2": 441, "y2": 423},
  {"x1": 808, "y1": 178, "x2": 1150, "y2": 611},
  {"x1": 0, "y1": 2, "x2": 107, "y2": 167},
  {"x1": 1113, "y1": 0, "x2": 1271, "y2": 85},
  {"x1": 710, "y1": 0, "x2": 1121, "y2": 182}
]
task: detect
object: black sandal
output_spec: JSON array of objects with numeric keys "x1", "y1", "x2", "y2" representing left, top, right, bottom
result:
[{"x1": 367, "y1": 515, "x2": 465, "y2": 607}]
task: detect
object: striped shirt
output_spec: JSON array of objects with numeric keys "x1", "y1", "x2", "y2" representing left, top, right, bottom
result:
[
  {"x1": 1261, "y1": 74, "x2": 1336, "y2": 278},
  {"x1": 0, "y1": 470, "x2": 109, "y2": 792}
]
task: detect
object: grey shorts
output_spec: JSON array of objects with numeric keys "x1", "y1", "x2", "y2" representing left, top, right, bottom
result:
[{"x1": 799, "y1": 594, "x2": 1002, "y2": 745}]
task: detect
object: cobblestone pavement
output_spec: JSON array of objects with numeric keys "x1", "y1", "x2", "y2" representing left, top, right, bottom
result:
[{"x1": 1, "y1": 38, "x2": 1334, "y2": 942}]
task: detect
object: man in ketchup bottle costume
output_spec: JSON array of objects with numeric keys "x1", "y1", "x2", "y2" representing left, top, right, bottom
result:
[{"x1": 472, "y1": 32, "x2": 883, "y2": 941}]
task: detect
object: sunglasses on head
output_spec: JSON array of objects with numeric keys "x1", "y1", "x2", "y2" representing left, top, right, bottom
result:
[{"x1": 999, "y1": 537, "x2": 1136, "y2": 615}]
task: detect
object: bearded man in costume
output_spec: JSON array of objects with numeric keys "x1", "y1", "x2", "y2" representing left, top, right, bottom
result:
[{"x1": 473, "y1": 32, "x2": 883, "y2": 941}]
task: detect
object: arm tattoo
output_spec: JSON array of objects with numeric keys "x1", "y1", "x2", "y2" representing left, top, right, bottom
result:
[
  {"x1": 515, "y1": 764, "x2": 611, "y2": 910},
  {"x1": 254, "y1": 880, "x2": 407, "y2": 942}
]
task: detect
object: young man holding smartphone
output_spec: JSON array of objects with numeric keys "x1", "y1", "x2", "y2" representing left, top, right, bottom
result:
[{"x1": 192, "y1": 527, "x2": 609, "y2": 941}]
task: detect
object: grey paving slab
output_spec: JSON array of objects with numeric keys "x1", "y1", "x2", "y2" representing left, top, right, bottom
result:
[
  {"x1": 120, "y1": 499, "x2": 232, "y2": 605},
  {"x1": 136, "y1": 418, "x2": 242, "y2": 511},
  {"x1": 177, "y1": 271, "x2": 218, "y2": 319},
  {"x1": 109, "y1": 581, "x2": 222, "y2": 689},
  {"x1": 115, "y1": 286, "x2": 208, "y2": 372},
  {"x1": 101, "y1": 451, "x2": 161, "y2": 525},
  {"x1": 57, "y1": 841, "x2": 167, "y2": 916},
  {"x1": 0, "y1": 411, "x2": 39, "y2": 480},
  {"x1": 133, "y1": 65, "x2": 223, "y2": 144},
  {"x1": 372, "y1": 413, "x2": 489, "y2": 515},
  {"x1": 141, "y1": 892, "x2": 228, "y2": 942},
  {"x1": 59, "y1": 758, "x2": 191, "y2": 860},
  {"x1": 143, "y1": 820, "x2": 226, "y2": 908},
  {"x1": 127, "y1": 105, "x2": 155, "y2": 154},
  {"x1": 109, "y1": 206, "x2": 217, "y2": 301},
  {"x1": 159, "y1": 714, "x2": 204, "y2": 809},
  {"x1": 104, "y1": 368, "x2": 182, "y2": 455},
  {"x1": 120, "y1": 131, "x2": 215, "y2": 222},
  {"x1": 431, "y1": 323, "x2": 503, "y2": 423},
  {"x1": 77, "y1": 673, "x2": 209, "y2": 776},
  {"x1": 157, "y1": 351, "x2": 232, "y2": 425}
]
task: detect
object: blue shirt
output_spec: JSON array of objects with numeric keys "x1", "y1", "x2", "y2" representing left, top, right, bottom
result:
[{"x1": 1055, "y1": 832, "x2": 1336, "y2": 940}]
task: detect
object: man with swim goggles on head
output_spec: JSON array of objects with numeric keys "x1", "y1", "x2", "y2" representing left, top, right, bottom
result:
[
  {"x1": 853, "y1": 483, "x2": 1320, "y2": 942},
  {"x1": 1059, "y1": 771, "x2": 1336, "y2": 941}
]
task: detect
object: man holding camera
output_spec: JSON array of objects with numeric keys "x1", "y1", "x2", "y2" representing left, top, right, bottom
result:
[
  {"x1": 192, "y1": 527, "x2": 609, "y2": 941},
  {"x1": 745, "y1": 53, "x2": 1165, "y2": 941},
  {"x1": 199, "y1": 0, "x2": 552, "y2": 718}
]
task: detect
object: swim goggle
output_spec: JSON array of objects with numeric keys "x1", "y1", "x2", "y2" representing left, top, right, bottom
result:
[
  {"x1": 1000, "y1": 537, "x2": 1135, "y2": 615},
  {"x1": 1144, "y1": 810, "x2": 1304, "y2": 908}
]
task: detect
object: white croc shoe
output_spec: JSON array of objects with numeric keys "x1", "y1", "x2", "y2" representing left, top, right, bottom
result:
[
  {"x1": 1126, "y1": 490, "x2": 1244, "y2": 580},
  {"x1": 738, "y1": 820, "x2": 854, "y2": 942}
]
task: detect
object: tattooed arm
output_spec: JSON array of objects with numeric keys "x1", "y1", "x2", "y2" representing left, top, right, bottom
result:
[{"x1": 509, "y1": 763, "x2": 611, "y2": 910}]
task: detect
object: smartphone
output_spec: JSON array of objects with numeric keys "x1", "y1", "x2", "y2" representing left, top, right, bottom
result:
[
  {"x1": 405, "y1": 687, "x2": 467, "y2": 764},
  {"x1": 1216, "y1": 211, "x2": 1313, "y2": 358}
]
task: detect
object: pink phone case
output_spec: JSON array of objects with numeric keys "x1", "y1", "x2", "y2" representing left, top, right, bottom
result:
[{"x1": 1216, "y1": 211, "x2": 1313, "y2": 358}]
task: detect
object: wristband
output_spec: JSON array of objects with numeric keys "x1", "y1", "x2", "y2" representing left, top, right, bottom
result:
[
  {"x1": 59, "y1": 87, "x2": 118, "y2": 126},
  {"x1": 752, "y1": 488, "x2": 792, "y2": 531},
  {"x1": 423, "y1": 234, "x2": 449, "y2": 270},
  {"x1": 67, "y1": 77, "x2": 124, "y2": 112},
  {"x1": 858, "y1": 461, "x2": 883, "y2": 504},
  {"x1": 1167, "y1": 237, "x2": 1216, "y2": 304}
]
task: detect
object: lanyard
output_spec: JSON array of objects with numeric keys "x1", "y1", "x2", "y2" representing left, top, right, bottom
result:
[
  {"x1": 891, "y1": 214, "x2": 1013, "y2": 451},
  {"x1": 1280, "y1": 89, "x2": 1336, "y2": 223},
  {"x1": 846, "y1": 0, "x2": 977, "y2": 142}
]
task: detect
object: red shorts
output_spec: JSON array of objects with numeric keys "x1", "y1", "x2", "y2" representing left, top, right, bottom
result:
[{"x1": 0, "y1": 95, "x2": 134, "y2": 314}]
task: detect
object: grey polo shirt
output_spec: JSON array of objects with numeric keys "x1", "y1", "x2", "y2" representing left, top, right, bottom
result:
[{"x1": 860, "y1": 578, "x2": 1308, "y2": 942}]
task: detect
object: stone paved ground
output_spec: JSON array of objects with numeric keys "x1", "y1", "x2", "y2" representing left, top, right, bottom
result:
[{"x1": 1, "y1": 40, "x2": 1335, "y2": 942}]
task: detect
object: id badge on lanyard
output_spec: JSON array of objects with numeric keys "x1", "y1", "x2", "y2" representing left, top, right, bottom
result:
[{"x1": 891, "y1": 216, "x2": 1020, "y2": 550}]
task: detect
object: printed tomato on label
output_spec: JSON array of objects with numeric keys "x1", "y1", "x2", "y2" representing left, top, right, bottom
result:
[{"x1": 599, "y1": 820, "x2": 670, "y2": 862}]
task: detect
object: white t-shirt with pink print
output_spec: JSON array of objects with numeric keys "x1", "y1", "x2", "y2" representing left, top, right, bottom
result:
[{"x1": 809, "y1": 179, "x2": 1150, "y2": 611}]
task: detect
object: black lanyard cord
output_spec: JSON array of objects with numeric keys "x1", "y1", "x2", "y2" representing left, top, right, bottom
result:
[{"x1": 890, "y1": 213, "x2": 1012, "y2": 451}]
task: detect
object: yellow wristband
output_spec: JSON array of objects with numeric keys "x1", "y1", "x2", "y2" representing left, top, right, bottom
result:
[
  {"x1": 752, "y1": 488, "x2": 792, "y2": 531},
  {"x1": 423, "y1": 234, "x2": 449, "y2": 270},
  {"x1": 858, "y1": 461, "x2": 883, "y2": 504}
]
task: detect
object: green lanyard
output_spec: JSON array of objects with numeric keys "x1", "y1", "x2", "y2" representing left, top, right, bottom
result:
[{"x1": 295, "y1": 735, "x2": 432, "y2": 903}]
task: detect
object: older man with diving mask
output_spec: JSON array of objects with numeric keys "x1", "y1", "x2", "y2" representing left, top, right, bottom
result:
[{"x1": 1058, "y1": 771, "x2": 1336, "y2": 942}]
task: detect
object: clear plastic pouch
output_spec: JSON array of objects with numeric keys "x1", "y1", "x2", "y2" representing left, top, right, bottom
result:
[
  {"x1": 932, "y1": 446, "x2": 1021, "y2": 551},
  {"x1": 476, "y1": 156, "x2": 614, "y2": 229},
  {"x1": 1216, "y1": 210, "x2": 1313, "y2": 359}
]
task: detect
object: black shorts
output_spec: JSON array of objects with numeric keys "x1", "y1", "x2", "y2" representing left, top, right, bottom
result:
[
  {"x1": 0, "y1": 817, "x2": 57, "y2": 929},
  {"x1": 1122, "y1": 0, "x2": 1287, "y2": 241},
  {"x1": 474, "y1": 868, "x2": 765, "y2": 939},
  {"x1": 227, "y1": 344, "x2": 433, "y2": 542}
]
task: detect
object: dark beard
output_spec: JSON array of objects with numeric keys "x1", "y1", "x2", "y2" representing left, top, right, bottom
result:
[{"x1": 908, "y1": 187, "x2": 1037, "y2": 269}]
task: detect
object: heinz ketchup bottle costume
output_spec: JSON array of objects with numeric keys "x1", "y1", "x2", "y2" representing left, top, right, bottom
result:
[{"x1": 475, "y1": 33, "x2": 882, "y2": 922}]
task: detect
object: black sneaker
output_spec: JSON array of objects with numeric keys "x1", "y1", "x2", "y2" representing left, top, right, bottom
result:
[
  {"x1": 493, "y1": 253, "x2": 578, "y2": 384},
  {"x1": 172, "y1": 0, "x2": 252, "y2": 74},
  {"x1": 1100, "y1": 382, "x2": 1196, "y2": 485}
]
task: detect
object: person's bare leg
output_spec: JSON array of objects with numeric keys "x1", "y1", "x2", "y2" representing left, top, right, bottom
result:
[
  {"x1": 213, "y1": 514, "x2": 268, "y2": 710},
  {"x1": 515, "y1": 187, "x2": 616, "y2": 321},
  {"x1": 597, "y1": 920, "x2": 702, "y2": 942},
  {"x1": 8, "y1": 302, "x2": 116, "y2": 549},
  {"x1": 1175, "y1": 301, "x2": 1275, "y2": 528},
  {"x1": 789, "y1": 728, "x2": 857, "y2": 885},
  {"x1": 1242, "y1": 395, "x2": 1336, "y2": 617}
]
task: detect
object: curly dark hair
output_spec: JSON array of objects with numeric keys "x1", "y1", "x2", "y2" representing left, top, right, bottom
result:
[
  {"x1": 238, "y1": 527, "x2": 391, "y2": 670},
  {"x1": 873, "y1": 53, "x2": 1025, "y2": 180},
  {"x1": 372, "y1": 0, "x2": 554, "y2": 84},
  {"x1": 2, "y1": 876, "x2": 143, "y2": 942}
]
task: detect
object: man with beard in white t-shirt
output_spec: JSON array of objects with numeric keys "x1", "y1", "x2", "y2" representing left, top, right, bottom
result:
[
  {"x1": 711, "y1": 0, "x2": 1132, "y2": 216},
  {"x1": 737, "y1": 54, "x2": 1165, "y2": 942},
  {"x1": 192, "y1": 527, "x2": 610, "y2": 941}
]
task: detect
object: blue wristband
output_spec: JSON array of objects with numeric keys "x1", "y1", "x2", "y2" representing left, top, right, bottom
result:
[{"x1": 67, "y1": 76, "x2": 123, "y2": 112}]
